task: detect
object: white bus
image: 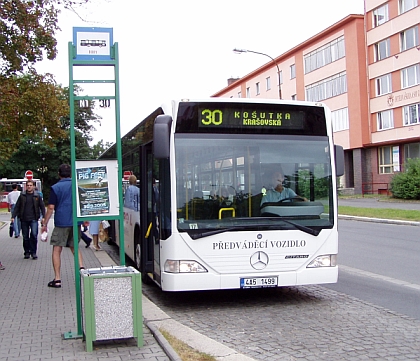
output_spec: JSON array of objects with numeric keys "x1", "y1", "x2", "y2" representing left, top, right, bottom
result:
[
  {"x1": 0, "y1": 178, "x2": 42, "y2": 209},
  {"x1": 102, "y1": 99, "x2": 344, "y2": 291}
]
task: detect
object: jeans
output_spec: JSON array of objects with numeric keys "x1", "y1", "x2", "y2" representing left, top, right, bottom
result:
[
  {"x1": 21, "y1": 220, "x2": 39, "y2": 256},
  {"x1": 10, "y1": 204, "x2": 21, "y2": 236}
]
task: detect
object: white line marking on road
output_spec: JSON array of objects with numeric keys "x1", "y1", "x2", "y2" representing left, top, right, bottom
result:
[{"x1": 339, "y1": 264, "x2": 420, "y2": 291}]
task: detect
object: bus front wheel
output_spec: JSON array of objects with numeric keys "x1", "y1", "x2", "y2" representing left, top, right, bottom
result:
[{"x1": 134, "y1": 231, "x2": 153, "y2": 284}]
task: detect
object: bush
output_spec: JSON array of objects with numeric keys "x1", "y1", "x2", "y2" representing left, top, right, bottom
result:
[{"x1": 390, "y1": 158, "x2": 420, "y2": 199}]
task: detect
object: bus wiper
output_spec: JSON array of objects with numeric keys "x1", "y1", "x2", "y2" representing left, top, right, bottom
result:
[{"x1": 278, "y1": 219, "x2": 320, "y2": 236}]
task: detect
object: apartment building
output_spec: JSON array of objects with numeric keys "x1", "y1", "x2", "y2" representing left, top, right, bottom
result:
[
  {"x1": 213, "y1": 0, "x2": 420, "y2": 195},
  {"x1": 366, "y1": 0, "x2": 420, "y2": 193}
]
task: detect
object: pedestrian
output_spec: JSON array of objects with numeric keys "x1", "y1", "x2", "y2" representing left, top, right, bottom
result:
[
  {"x1": 7, "y1": 183, "x2": 21, "y2": 238},
  {"x1": 89, "y1": 220, "x2": 102, "y2": 251},
  {"x1": 11, "y1": 180, "x2": 45, "y2": 259},
  {"x1": 124, "y1": 174, "x2": 140, "y2": 211},
  {"x1": 79, "y1": 221, "x2": 92, "y2": 248},
  {"x1": 41, "y1": 164, "x2": 84, "y2": 289}
]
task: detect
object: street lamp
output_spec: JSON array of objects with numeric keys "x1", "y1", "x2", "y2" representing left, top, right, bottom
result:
[{"x1": 233, "y1": 48, "x2": 282, "y2": 100}]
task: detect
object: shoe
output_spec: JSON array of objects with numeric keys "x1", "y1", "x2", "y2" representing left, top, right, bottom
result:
[
  {"x1": 32, "y1": 254, "x2": 38, "y2": 260},
  {"x1": 0, "y1": 264, "x2": 5, "y2": 270},
  {"x1": 48, "y1": 279, "x2": 61, "y2": 288},
  {"x1": 15, "y1": 235, "x2": 19, "y2": 238},
  {"x1": 24, "y1": 253, "x2": 30, "y2": 259},
  {"x1": 85, "y1": 240, "x2": 91, "y2": 248}
]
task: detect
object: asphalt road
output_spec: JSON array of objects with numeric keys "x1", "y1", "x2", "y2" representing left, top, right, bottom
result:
[{"x1": 325, "y1": 219, "x2": 420, "y2": 320}]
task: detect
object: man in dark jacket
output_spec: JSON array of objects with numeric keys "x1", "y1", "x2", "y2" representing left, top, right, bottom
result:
[{"x1": 11, "y1": 180, "x2": 46, "y2": 259}]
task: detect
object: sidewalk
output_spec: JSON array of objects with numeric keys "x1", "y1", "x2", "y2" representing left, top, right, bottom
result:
[{"x1": 0, "y1": 220, "x2": 254, "y2": 361}]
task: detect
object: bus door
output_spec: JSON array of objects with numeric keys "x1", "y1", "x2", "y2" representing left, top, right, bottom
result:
[{"x1": 140, "y1": 143, "x2": 161, "y2": 284}]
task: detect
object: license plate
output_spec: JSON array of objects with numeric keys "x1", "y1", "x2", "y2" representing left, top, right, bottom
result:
[{"x1": 240, "y1": 276, "x2": 278, "y2": 289}]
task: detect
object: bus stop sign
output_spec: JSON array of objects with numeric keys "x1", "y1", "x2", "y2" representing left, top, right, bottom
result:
[{"x1": 25, "y1": 170, "x2": 33, "y2": 180}]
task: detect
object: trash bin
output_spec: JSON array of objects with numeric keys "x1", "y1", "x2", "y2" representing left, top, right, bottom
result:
[{"x1": 80, "y1": 266, "x2": 143, "y2": 351}]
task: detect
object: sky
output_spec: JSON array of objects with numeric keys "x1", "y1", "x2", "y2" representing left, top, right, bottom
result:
[{"x1": 36, "y1": 0, "x2": 365, "y2": 144}]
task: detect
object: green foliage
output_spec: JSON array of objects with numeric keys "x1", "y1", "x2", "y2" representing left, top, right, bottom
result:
[
  {"x1": 0, "y1": 0, "x2": 90, "y2": 75},
  {"x1": 390, "y1": 158, "x2": 420, "y2": 199},
  {"x1": 296, "y1": 168, "x2": 330, "y2": 199},
  {"x1": 0, "y1": 71, "x2": 69, "y2": 162}
]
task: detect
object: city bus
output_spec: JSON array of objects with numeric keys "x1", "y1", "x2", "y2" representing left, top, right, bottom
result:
[
  {"x1": 102, "y1": 98, "x2": 344, "y2": 291},
  {"x1": 0, "y1": 178, "x2": 42, "y2": 209}
]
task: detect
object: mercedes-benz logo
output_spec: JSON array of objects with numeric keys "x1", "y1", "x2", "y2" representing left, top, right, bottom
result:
[{"x1": 250, "y1": 251, "x2": 269, "y2": 270}]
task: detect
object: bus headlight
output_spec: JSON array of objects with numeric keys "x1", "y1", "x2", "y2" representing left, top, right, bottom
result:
[
  {"x1": 307, "y1": 254, "x2": 337, "y2": 268},
  {"x1": 164, "y1": 260, "x2": 208, "y2": 273}
]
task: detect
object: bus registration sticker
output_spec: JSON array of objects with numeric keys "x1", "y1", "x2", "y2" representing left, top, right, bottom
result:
[{"x1": 240, "y1": 276, "x2": 278, "y2": 288}]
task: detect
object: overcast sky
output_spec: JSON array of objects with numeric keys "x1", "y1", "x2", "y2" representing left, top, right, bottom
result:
[{"x1": 36, "y1": 0, "x2": 365, "y2": 144}]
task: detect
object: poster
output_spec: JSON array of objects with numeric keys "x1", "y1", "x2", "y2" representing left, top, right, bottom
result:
[
  {"x1": 76, "y1": 165, "x2": 110, "y2": 215},
  {"x1": 75, "y1": 159, "x2": 120, "y2": 217}
]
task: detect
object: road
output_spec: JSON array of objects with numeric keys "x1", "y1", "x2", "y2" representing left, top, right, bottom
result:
[{"x1": 324, "y1": 219, "x2": 420, "y2": 320}]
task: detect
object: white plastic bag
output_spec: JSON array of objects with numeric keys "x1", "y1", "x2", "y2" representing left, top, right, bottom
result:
[
  {"x1": 40, "y1": 229, "x2": 48, "y2": 242},
  {"x1": 101, "y1": 220, "x2": 110, "y2": 229}
]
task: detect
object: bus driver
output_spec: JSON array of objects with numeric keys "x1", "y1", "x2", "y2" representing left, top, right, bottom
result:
[{"x1": 260, "y1": 171, "x2": 306, "y2": 205}]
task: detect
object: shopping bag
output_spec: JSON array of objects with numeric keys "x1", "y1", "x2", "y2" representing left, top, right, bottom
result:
[
  {"x1": 40, "y1": 229, "x2": 49, "y2": 242},
  {"x1": 98, "y1": 222, "x2": 109, "y2": 242},
  {"x1": 101, "y1": 220, "x2": 110, "y2": 229},
  {"x1": 9, "y1": 222, "x2": 14, "y2": 237}
]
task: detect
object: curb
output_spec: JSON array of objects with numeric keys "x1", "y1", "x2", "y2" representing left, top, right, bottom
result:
[
  {"x1": 338, "y1": 214, "x2": 420, "y2": 226},
  {"x1": 146, "y1": 321, "x2": 183, "y2": 361}
]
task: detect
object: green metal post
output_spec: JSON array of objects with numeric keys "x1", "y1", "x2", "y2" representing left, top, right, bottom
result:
[
  {"x1": 65, "y1": 42, "x2": 83, "y2": 339},
  {"x1": 113, "y1": 43, "x2": 125, "y2": 265},
  {"x1": 65, "y1": 35, "x2": 131, "y2": 346}
]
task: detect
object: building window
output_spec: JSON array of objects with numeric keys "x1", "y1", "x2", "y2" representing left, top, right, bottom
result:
[
  {"x1": 291, "y1": 94, "x2": 297, "y2": 100},
  {"x1": 403, "y1": 102, "x2": 420, "y2": 125},
  {"x1": 400, "y1": 26, "x2": 419, "y2": 51},
  {"x1": 377, "y1": 109, "x2": 394, "y2": 130},
  {"x1": 373, "y1": 4, "x2": 389, "y2": 27},
  {"x1": 376, "y1": 73, "x2": 392, "y2": 96},
  {"x1": 290, "y1": 64, "x2": 296, "y2": 79},
  {"x1": 374, "y1": 39, "x2": 391, "y2": 61},
  {"x1": 305, "y1": 72, "x2": 347, "y2": 102},
  {"x1": 304, "y1": 36, "x2": 345, "y2": 73},
  {"x1": 378, "y1": 146, "x2": 394, "y2": 174},
  {"x1": 401, "y1": 64, "x2": 420, "y2": 88},
  {"x1": 399, "y1": 0, "x2": 418, "y2": 14},
  {"x1": 266, "y1": 77, "x2": 271, "y2": 91},
  {"x1": 332, "y1": 107, "x2": 349, "y2": 132},
  {"x1": 256, "y1": 82, "x2": 260, "y2": 95},
  {"x1": 238, "y1": 91, "x2": 241, "y2": 98},
  {"x1": 404, "y1": 142, "x2": 420, "y2": 164},
  {"x1": 246, "y1": 87, "x2": 250, "y2": 98}
]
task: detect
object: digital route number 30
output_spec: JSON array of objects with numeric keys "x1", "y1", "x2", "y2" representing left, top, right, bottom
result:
[{"x1": 201, "y1": 109, "x2": 223, "y2": 125}]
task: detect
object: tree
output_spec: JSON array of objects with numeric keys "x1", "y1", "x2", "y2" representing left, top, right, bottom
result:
[
  {"x1": 1, "y1": 0, "x2": 98, "y2": 162},
  {"x1": 0, "y1": 71, "x2": 70, "y2": 162},
  {"x1": 0, "y1": 0, "x2": 91, "y2": 76},
  {"x1": 0, "y1": 81, "x2": 104, "y2": 199}
]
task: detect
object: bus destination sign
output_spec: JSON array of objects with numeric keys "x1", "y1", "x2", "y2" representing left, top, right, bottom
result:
[{"x1": 198, "y1": 107, "x2": 305, "y2": 129}]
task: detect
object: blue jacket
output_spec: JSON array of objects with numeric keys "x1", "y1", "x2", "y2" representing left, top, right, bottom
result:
[{"x1": 50, "y1": 178, "x2": 73, "y2": 227}]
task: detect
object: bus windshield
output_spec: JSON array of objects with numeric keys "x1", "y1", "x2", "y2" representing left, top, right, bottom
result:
[{"x1": 175, "y1": 133, "x2": 333, "y2": 238}]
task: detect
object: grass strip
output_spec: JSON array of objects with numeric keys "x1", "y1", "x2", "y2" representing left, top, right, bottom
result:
[
  {"x1": 160, "y1": 329, "x2": 216, "y2": 361},
  {"x1": 338, "y1": 206, "x2": 420, "y2": 222}
]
